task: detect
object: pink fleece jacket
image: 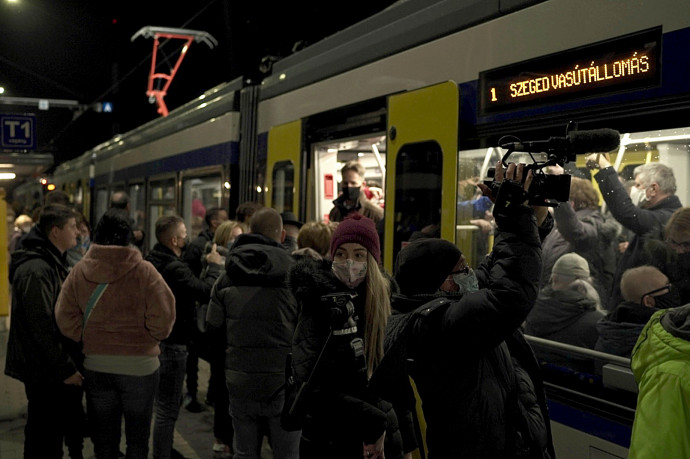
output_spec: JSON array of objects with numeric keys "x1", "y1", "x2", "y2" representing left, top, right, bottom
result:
[{"x1": 56, "y1": 244, "x2": 176, "y2": 356}]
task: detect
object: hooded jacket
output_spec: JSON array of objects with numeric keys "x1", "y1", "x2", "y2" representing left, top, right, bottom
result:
[
  {"x1": 5, "y1": 227, "x2": 77, "y2": 384},
  {"x1": 525, "y1": 286, "x2": 604, "y2": 349},
  {"x1": 629, "y1": 305, "x2": 690, "y2": 458},
  {"x1": 594, "y1": 167, "x2": 682, "y2": 309},
  {"x1": 595, "y1": 301, "x2": 659, "y2": 357},
  {"x1": 145, "y1": 243, "x2": 220, "y2": 345},
  {"x1": 387, "y1": 205, "x2": 552, "y2": 458},
  {"x1": 285, "y1": 256, "x2": 408, "y2": 459},
  {"x1": 55, "y1": 244, "x2": 175, "y2": 357},
  {"x1": 206, "y1": 233, "x2": 298, "y2": 401}
]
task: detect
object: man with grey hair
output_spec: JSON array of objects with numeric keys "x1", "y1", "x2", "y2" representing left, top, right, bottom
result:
[
  {"x1": 207, "y1": 207, "x2": 300, "y2": 458},
  {"x1": 586, "y1": 154, "x2": 682, "y2": 309}
]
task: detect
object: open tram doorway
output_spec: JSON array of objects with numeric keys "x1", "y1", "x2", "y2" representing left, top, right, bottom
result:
[{"x1": 310, "y1": 134, "x2": 387, "y2": 224}]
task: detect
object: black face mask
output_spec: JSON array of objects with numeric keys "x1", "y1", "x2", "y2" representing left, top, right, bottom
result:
[
  {"x1": 653, "y1": 289, "x2": 682, "y2": 309},
  {"x1": 342, "y1": 186, "x2": 361, "y2": 202}
]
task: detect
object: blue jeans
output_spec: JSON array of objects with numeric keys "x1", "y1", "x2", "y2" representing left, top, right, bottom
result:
[
  {"x1": 84, "y1": 369, "x2": 159, "y2": 459},
  {"x1": 153, "y1": 343, "x2": 188, "y2": 459},
  {"x1": 228, "y1": 392, "x2": 300, "y2": 459}
]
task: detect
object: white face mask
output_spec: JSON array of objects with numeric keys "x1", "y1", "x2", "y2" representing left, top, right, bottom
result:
[
  {"x1": 332, "y1": 259, "x2": 368, "y2": 289},
  {"x1": 630, "y1": 186, "x2": 647, "y2": 207}
]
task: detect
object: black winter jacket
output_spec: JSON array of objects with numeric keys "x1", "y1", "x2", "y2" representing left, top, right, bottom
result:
[
  {"x1": 5, "y1": 227, "x2": 79, "y2": 384},
  {"x1": 387, "y1": 205, "x2": 553, "y2": 458},
  {"x1": 525, "y1": 286, "x2": 604, "y2": 349},
  {"x1": 207, "y1": 233, "x2": 298, "y2": 401},
  {"x1": 595, "y1": 301, "x2": 659, "y2": 357},
  {"x1": 146, "y1": 243, "x2": 220, "y2": 345},
  {"x1": 285, "y1": 257, "x2": 409, "y2": 459},
  {"x1": 594, "y1": 167, "x2": 682, "y2": 309},
  {"x1": 183, "y1": 228, "x2": 214, "y2": 277}
]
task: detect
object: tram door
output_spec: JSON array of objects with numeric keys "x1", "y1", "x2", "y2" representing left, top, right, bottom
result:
[
  {"x1": 384, "y1": 81, "x2": 459, "y2": 271},
  {"x1": 266, "y1": 120, "x2": 302, "y2": 216},
  {"x1": 386, "y1": 81, "x2": 459, "y2": 459}
]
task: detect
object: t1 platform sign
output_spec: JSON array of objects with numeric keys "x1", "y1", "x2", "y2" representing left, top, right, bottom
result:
[{"x1": 1, "y1": 114, "x2": 36, "y2": 150}]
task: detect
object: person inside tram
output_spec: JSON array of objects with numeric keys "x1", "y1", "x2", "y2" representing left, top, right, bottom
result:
[
  {"x1": 385, "y1": 162, "x2": 554, "y2": 458},
  {"x1": 585, "y1": 154, "x2": 682, "y2": 309},
  {"x1": 524, "y1": 252, "x2": 604, "y2": 350},
  {"x1": 539, "y1": 172, "x2": 619, "y2": 302},
  {"x1": 110, "y1": 191, "x2": 146, "y2": 250},
  {"x1": 329, "y1": 160, "x2": 384, "y2": 224},
  {"x1": 661, "y1": 207, "x2": 690, "y2": 305},
  {"x1": 595, "y1": 265, "x2": 680, "y2": 357}
]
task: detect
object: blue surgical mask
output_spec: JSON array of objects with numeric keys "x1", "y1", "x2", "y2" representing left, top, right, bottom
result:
[{"x1": 452, "y1": 269, "x2": 479, "y2": 294}]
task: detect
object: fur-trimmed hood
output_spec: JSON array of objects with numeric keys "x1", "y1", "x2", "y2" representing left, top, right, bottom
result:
[{"x1": 287, "y1": 256, "x2": 341, "y2": 307}]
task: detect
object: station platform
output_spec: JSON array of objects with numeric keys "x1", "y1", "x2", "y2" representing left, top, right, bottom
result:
[{"x1": 0, "y1": 316, "x2": 273, "y2": 459}]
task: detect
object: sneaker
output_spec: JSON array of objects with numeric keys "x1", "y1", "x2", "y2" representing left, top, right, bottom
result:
[{"x1": 212, "y1": 442, "x2": 232, "y2": 457}]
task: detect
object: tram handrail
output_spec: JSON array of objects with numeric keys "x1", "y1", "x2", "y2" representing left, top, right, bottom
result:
[{"x1": 524, "y1": 334, "x2": 631, "y2": 366}]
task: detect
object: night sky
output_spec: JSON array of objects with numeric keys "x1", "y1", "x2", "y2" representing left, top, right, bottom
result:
[{"x1": 0, "y1": 0, "x2": 396, "y2": 168}]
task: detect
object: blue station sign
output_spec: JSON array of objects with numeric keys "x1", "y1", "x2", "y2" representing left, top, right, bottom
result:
[{"x1": 1, "y1": 114, "x2": 37, "y2": 150}]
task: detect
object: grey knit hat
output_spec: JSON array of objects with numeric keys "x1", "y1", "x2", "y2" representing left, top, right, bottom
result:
[{"x1": 552, "y1": 253, "x2": 589, "y2": 278}]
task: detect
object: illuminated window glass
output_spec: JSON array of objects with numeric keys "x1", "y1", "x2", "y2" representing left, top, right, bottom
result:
[
  {"x1": 182, "y1": 175, "x2": 222, "y2": 238},
  {"x1": 272, "y1": 160, "x2": 294, "y2": 213}
]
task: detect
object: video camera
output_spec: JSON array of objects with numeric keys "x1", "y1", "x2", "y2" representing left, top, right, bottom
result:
[
  {"x1": 320, "y1": 292, "x2": 359, "y2": 335},
  {"x1": 483, "y1": 123, "x2": 620, "y2": 207}
]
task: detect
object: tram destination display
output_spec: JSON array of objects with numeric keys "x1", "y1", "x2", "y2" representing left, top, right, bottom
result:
[{"x1": 479, "y1": 27, "x2": 661, "y2": 115}]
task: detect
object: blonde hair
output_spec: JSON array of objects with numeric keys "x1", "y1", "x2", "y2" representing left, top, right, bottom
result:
[
  {"x1": 214, "y1": 220, "x2": 247, "y2": 246},
  {"x1": 363, "y1": 253, "x2": 391, "y2": 378},
  {"x1": 297, "y1": 221, "x2": 334, "y2": 256}
]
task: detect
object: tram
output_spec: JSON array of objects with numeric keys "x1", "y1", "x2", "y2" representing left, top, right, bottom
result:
[{"x1": 15, "y1": 0, "x2": 690, "y2": 457}]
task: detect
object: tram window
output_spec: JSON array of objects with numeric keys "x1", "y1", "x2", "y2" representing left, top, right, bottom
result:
[
  {"x1": 455, "y1": 147, "x2": 503, "y2": 269},
  {"x1": 129, "y1": 182, "x2": 146, "y2": 240},
  {"x1": 272, "y1": 160, "x2": 294, "y2": 213},
  {"x1": 393, "y1": 141, "x2": 443, "y2": 259},
  {"x1": 95, "y1": 188, "x2": 108, "y2": 224},
  {"x1": 182, "y1": 175, "x2": 222, "y2": 238},
  {"x1": 149, "y1": 177, "x2": 177, "y2": 249}
]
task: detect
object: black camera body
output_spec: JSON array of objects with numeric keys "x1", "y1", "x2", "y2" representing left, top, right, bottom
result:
[
  {"x1": 484, "y1": 164, "x2": 571, "y2": 206},
  {"x1": 320, "y1": 292, "x2": 358, "y2": 334}
]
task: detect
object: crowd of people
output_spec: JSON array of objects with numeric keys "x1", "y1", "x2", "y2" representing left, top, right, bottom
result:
[{"x1": 5, "y1": 153, "x2": 690, "y2": 458}]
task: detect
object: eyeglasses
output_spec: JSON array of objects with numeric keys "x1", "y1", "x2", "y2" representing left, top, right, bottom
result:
[
  {"x1": 640, "y1": 283, "x2": 672, "y2": 302},
  {"x1": 665, "y1": 237, "x2": 690, "y2": 252}
]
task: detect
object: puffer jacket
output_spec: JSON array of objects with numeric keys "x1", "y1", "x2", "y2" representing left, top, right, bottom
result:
[
  {"x1": 629, "y1": 305, "x2": 690, "y2": 458},
  {"x1": 285, "y1": 257, "x2": 409, "y2": 459},
  {"x1": 387, "y1": 204, "x2": 553, "y2": 458},
  {"x1": 206, "y1": 233, "x2": 298, "y2": 401},
  {"x1": 595, "y1": 301, "x2": 658, "y2": 357},
  {"x1": 5, "y1": 227, "x2": 77, "y2": 384},
  {"x1": 55, "y1": 244, "x2": 175, "y2": 357},
  {"x1": 525, "y1": 286, "x2": 604, "y2": 349}
]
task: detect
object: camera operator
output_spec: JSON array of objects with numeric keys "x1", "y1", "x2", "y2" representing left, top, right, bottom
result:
[
  {"x1": 386, "y1": 162, "x2": 555, "y2": 458},
  {"x1": 284, "y1": 214, "x2": 415, "y2": 459}
]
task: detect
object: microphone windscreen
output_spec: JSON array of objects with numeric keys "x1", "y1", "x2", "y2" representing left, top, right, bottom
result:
[{"x1": 569, "y1": 129, "x2": 621, "y2": 154}]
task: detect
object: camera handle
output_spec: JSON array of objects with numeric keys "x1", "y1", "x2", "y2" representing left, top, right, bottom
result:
[{"x1": 288, "y1": 330, "x2": 334, "y2": 417}]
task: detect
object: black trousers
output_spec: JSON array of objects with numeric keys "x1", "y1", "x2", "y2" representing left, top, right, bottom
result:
[{"x1": 24, "y1": 380, "x2": 85, "y2": 459}]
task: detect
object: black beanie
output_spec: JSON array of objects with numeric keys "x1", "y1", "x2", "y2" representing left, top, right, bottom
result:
[{"x1": 394, "y1": 238, "x2": 462, "y2": 296}]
